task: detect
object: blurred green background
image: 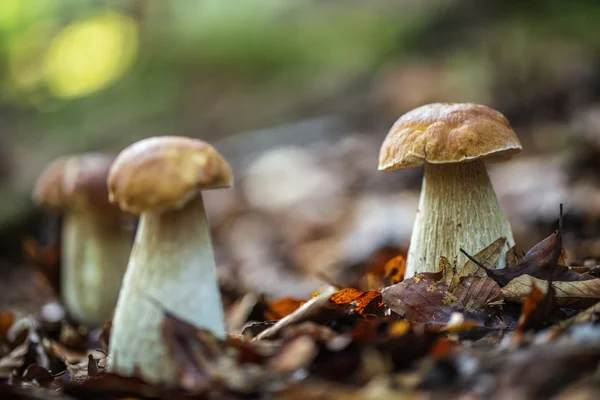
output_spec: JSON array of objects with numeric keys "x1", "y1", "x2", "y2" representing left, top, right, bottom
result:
[{"x1": 3, "y1": 0, "x2": 600, "y2": 298}]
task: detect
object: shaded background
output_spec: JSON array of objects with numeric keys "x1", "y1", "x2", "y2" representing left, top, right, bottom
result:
[{"x1": 2, "y1": 0, "x2": 600, "y2": 304}]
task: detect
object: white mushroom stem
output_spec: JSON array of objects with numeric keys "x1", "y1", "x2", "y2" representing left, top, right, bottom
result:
[
  {"x1": 108, "y1": 194, "x2": 225, "y2": 385},
  {"x1": 62, "y1": 209, "x2": 131, "y2": 327},
  {"x1": 405, "y1": 160, "x2": 514, "y2": 278}
]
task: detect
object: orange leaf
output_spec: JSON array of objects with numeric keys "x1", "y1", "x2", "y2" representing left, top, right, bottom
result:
[
  {"x1": 0, "y1": 310, "x2": 15, "y2": 343},
  {"x1": 330, "y1": 288, "x2": 383, "y2": 314},
  {"x1": 265, "y1": 297, "x2": 305, "y2": 321},
  {"x1": 384, "y1": 255, "x2": 406, "y2": 284},
  {"x1": 388, "y1": 320, "x2": 411, "y2": 337},
  {"x1": 430, "y1": 337, "x2": 455, "y2": 359}
]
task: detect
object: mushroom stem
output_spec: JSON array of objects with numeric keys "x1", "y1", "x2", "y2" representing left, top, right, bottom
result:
[
  {"x1": 62, "y1": 209, "x2": 131, "y2": 326},
  {"x1": 406, "y1": 160, "x2": 514, "y2": 278},
  {"x1": 108, "y1": 194, "x2": 225, "y2": 384}
]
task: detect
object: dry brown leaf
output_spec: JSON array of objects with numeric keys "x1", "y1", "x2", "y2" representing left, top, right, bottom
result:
[
  {"x1": 502, "y1": 275, "x2": 600, "y2": 308},
  {"x1": 381, "y1": 272, "x2": 461, "y2": 325},
  {"x1": 267, "y1": 336, "x2": 318, "y2": 374},
  {"x1": 506, "y1": 245, "x2": 524, "y2": 266},
  {"x1": 456, "y1": 237, "x2": 507, "y2": 282},
  {"x1": 515, "y1": 280, "x2": 555, "y2": 334},
  {"x1": 521, "y1": 229, "x2": 566, "y2": 266},
  {"x1": 453, "y1": 276, "x2": 504, "y2": 309}
]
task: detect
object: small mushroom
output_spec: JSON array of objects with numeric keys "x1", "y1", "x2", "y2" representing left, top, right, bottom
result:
[
  {"x1": 33, "y1": 154, "x2": 133, "y2": 327},
  {"x1": 378, "y1": 103, "x2": 522, "y2": 278},
  {"x1": 106, "y1": 136, "x2": 232, "y2": 385}
]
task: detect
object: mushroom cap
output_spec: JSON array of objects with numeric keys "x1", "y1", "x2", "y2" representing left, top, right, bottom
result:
[
  {"x1": 378, "y1": 103, "x2": 522, "y2": 171},
  {"x1": 33, "y1": 153, "x2": 116, "y2": 211},
  {"x1": 108, "y1": 136, "x2": 233, "y2": 214}
]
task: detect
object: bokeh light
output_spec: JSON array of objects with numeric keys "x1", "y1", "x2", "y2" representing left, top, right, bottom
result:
[{"x1": 43, "y1": 11, "x2": 138, "y2": 99}]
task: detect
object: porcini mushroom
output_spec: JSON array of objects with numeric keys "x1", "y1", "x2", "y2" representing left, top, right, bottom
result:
[
  {"x1": 33, "y1": 154, "x2": 132, "y2": 327},
  {"x1": 106, "y1": 136, "x2": 232, "y2": 385},
  {"x1": 378, "y1": 103, "x2": 522, "y2": 278}
]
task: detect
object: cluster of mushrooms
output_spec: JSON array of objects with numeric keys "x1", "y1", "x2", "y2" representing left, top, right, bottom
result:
[{"x1": 31, "y1": 103, "x2": 522, "y2": 386}]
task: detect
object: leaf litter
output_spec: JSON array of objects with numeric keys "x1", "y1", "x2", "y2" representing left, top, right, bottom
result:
[{"x1": 4, "y1": 206, "x2": 600, "y2": 398}]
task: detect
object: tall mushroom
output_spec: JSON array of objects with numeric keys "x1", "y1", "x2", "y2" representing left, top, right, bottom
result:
[
  {"x1": 33, "y1": 154, "x2": 133, "y2": 327},
  {"x1": 106, "y1": 136, "x2": 232, "y2": 385},
  {"x1": 378, "y1": 103, "x2": 522, "y2": 278}
]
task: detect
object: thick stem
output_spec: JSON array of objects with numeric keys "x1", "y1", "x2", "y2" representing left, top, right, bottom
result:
[
  {"x1": 405, "y1": 160, "x2": 514, "y2": 278},
  {"x1": 108, "y1": 194, "x2": 225, "y2": 385},
  {"x1": 61, "y1": 210, "x2": 131, "y2": 327}
]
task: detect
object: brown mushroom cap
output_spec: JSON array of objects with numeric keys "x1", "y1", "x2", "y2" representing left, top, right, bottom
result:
[
  {"x1": 33, "y1": 154, "x2": 116, "y2": 211},
  {"x1": 107, "y1": 136, "x2": 233, "y2": 214},
  {"x1": 378, "y1": 103, "x2": 522, "y2": 171}
]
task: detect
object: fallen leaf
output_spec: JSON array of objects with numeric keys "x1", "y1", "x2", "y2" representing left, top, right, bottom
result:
[
  {"x1": 329, "y1": 288, "x2": 383, "y2": 315},
  {"x1": 383, "y1": 255, "x2": 406, "y2": 285},
  {"x1": 502, "y1": 275, "x2": 600, "y2": 308},
  {"x1": 381, "y1": 272, "x2": 461, "y2": 325},
  {"x1": 161, "y1": 310, "x2": 222, "y2": 392},
  {"x1": 265, "y1": 297, "x2": 305, "y2": 321},
  {"x1": 487, "y1": 263, "x2": 594, "y2": 287},
  {"x1": 458, "y1": 237, "x2": 507, "y2": 280},
  {"x1": 0, "y1": 310, "x2": 15, "y2": 345},
  {"x1": 267, "y1": 336, "x2": 318, "y2": 374},
  {"x1": 429, "y1": 337, "x2": 455, "y2": 359},
  {"x1": 521, "y1": 229, "x2": 566, "y2": 266},
  {"x1": 515, "y1": 280, "x2": 556, "y2": 334},
  {"x1": 254, "y1": 286, "x2": 337, "y2": 341},
  {"x1": 506, "y1": 245, "x2": 524, "y2": 266},
  {"x1": 453, "y1": 276, "x2": 504, "y2": 309}
]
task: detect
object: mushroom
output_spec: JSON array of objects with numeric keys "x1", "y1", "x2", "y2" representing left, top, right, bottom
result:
[
  {"x1": 33, "y1": 154, "x2": 133, "y2": 327},
  {"x1": 378, "y1": 103, "x2": 522, "y2": 278},
  {"x1": 106, "y1": 136, "x2": 232, "y2": 385}
]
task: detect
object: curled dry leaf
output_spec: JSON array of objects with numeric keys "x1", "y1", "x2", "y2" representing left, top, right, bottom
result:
[
  {"x1": 502, "y1": 275, "x2": 600, "y2": 308},
  {"x1": 520, "y1": 228, "x2": 565, "y2": 266}
]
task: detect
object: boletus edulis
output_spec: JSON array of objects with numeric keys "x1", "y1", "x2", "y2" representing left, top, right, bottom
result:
[
  {"x1": 106, "y1": 136, "x2": 232, "y2": 385},
  {"x1": 378, "y1": 103, "x2": 522, "y2": 278},
  {"x1": 33, "y1": 153, "x2": 133, "y2": 327}
]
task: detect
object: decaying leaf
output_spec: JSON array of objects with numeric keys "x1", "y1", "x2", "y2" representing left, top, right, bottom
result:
[
  {"x1": 382, "y1": 272, "x2": 461, "y2": 325},
  {"x1": 515, "y1": 280, "x2": 556, "y2": 334},
  {"x1": 267, "y1": 336, "x2": 318, "y2": 374},
  {"x1": 502, "y1": 275, "x2": 600, "y2": 308},
  {"x1": 487, "y1": 263, "x2": 594, "y2": 287},
  {"x1": 520, "y1": 227, "x2": 566, "y2": 266},
  {"x1": 161, "y1": 311, "x2": 221, "y2": 393},
  {"x1": 453, "y1": 276, "x2": 504, "y2": 309}
]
